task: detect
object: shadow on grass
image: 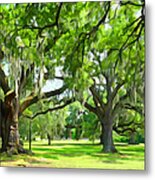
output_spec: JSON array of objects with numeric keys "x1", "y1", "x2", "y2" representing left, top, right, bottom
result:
[
  {"x1": 33, "y1": 146, "x2": 99, "y2": 157},
  {"x1": 120, "y1": 147, "x2": 144, "y2": 152},
  {"x1": 31, "y1": 142, "x2": 99, "y2": 147},
  {"x1": 30, "y1": 142, "x2": 144, "y2": 164},
  {"x1": 32, "y1": 145, "x2": 116, "y2": 162},
  {"x1": 32, "y1": 143, "x2": 101, "y2": 159},
  {"x1": 0, "y1": 142, "x2": 145, "y2": 168}
]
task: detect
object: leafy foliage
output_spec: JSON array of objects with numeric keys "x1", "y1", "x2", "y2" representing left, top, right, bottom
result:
[{"x1": 0, "y1": 1, "x2": 145, "y2": 152}]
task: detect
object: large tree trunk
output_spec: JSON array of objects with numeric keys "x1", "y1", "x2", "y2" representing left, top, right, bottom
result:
[
  {"x1": 0, "y1": 97, "x2": 12, "y2": 152},
  {"x1": 0, "y1": 91, "x2": 26, "y2": 154},
  {"x1": 98, "y1": 109, "x2": 117, "y2": 153},
  {"x1": 1, "y1": 110, "x2": 20, "y2": 154},
  {"x1": 102, "y1": 122, "x2": 117, "y2": 153}
]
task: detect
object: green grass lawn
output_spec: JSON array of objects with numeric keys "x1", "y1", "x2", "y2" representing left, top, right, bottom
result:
[{"x1": 0, "y1": 140, "x2": 145, "y2": 170}]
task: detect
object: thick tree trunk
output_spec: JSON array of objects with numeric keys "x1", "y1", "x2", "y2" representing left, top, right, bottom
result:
[
  {"x1": 1, "y1": 115, "x2": 11, "y2": 152},
  {"x1": 98, "y1": 108, "x2": 117, "y2": 153},
  {"x1": 101, "y1": 103, "x2": 118, "y2": 153},
  {"x1": 0, "y1": 92, "x2": 26, "y2": 154},
  {"x1": 1, "y1": 113, "x2": 22, "y2": 154},
  {"x1": 97, "y1": 108, "x2": 117, "y2": 153},
  {"x1": 102, "y1": 122, "x2": 117, "y2": 153}
]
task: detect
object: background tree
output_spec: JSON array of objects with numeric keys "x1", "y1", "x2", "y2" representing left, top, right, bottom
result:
[
  {"x1": 65, "y1": 102, "x2": 84, "y2": 140},
  {"x1": 45, "y1": 1, "x2": 145, "y2": 152},
  {"x1": 81, "y1": 109, "x2": 100, "y2": 143},
  {"x1": 20, "y1": 99, "x2": 68, "y2": 146}
]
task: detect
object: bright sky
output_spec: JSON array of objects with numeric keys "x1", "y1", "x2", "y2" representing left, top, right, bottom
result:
[
  {"x1": 42, "y1": 67, "x2": 63, "y2": 92},
  {"x1": 42, "y1": 79, "x2": 63, "y2": 92}
]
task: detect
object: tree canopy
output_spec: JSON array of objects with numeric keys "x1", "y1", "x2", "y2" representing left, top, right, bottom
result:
[{"x1": 0, "y1": 1, "x2": 145, "y2": 154}]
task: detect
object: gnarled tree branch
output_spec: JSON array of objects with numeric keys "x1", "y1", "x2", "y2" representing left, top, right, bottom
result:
[
  {"x1": 110, "y1": 81, "x2": 125, "y2": 102},
  {"x1": 120, "y1": 1, "x2": 144, "y2": 7},
  {"x1": 22, "y1": 2, "x2": 63, "y2": 36},
  {"x1": 89, "y1": 84, "x2": 105, "y2": 109},
  {"x1": 24, "y1": 98, "x2": 75, "y2": 120},
  {"x1": 83, "y1": 101, "x2": 97, "y2": 114},
  {"x1": 19, "y1": 85, "x2": 67, "y2": 114}
]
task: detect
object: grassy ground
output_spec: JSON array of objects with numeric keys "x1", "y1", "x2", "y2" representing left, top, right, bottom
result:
[{"x1": 0, "y1": 140, "x2": 145, "y2": 170}]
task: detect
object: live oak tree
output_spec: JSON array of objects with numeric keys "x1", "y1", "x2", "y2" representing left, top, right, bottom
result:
[
  {"x1": 54, "y1": 1, "x2": 144, "y2": 152},
  {"x1": 0, "y1": 3, "x2": 72, "y2": 153},
  {"x1": 29, "y1": 106, "x2": 67, "y2": 145},
  {"x1": 65, "y1": 102, "x2": 84, "y2": 140},
  {"x1": 0, "y1": 1, "x2": 145, "y2": 154},
  {"x1": 82, "y1": 109, "x2": 100, "y2": 143},
  {"x1": 82, "y1": 1, "x2": 145, "y2": 152}
]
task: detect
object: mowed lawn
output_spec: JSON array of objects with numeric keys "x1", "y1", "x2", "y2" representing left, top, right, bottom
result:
[{"x1": 0, "y1": 140, "x2": 145, "y2": 170}]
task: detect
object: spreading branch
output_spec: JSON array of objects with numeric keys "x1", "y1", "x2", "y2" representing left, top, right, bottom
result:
[
  {"x1": 124, "y1": 22, "x2": 144, "y2": 49},
  {"x1": 124, "y1": 103, "x2": 144, "y2": 115},
  {"x1": 55, "y1": 76, "x2": 64, "y2": 80},
  {"x1": 112, "y1": 93, "x2": 129, "y2": 117},
  {"x1": 114, "y1": 120, "x2": 134, "y2": 129},
  {"x1": 120, "y1": 1, "x2": 144, "y2": 7},
  {"x1": 89, "y1": 2, "x2": 111, "y2": 34},
  {"x1": 19, "y1": 85, "x2": 67, "y2": 114},
  {"x1": 22, "y1": 2, "x2": 63, "y2": 35},
  {"x1": 89, "y1": 84, "x2": 105, "y2": 109},
  {"x1": 110, "y1": 81, "x2": 125, "y2": 102},
  {"x1": 121, "y1": 19, "x2": 143, "y2": 51},
  {"x1": 113, "y1": 127, "x2": 133, "y2": 135},
  {"x1": 113, "y1": 119, "x2": 143, "y2": 135},
  {"x1": 24, "y1": 98, "x2": 75, "y2": 120},
  {"x1": 71, "y1": 1, "x2": 111, "y2": 55},
  {"x1": 83, "y1": 101, "x2": 97, "y2": 114}
]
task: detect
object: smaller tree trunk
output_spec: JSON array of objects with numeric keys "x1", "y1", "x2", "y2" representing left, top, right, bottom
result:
[
  {"x1": 47, "y1": 133, "x2": 51, "y2": 145},
  {"x1": 75, "y1": 126, "x2": 82, "y2": 140},
  {"x1": 28, "y1": 119, "x2": 32, "y2": 151},
  {"x1": 129, "y1": 131, "x2": 138, "y2": 144}
]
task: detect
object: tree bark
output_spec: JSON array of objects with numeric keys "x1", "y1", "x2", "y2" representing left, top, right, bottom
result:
[
  {"x1": 102, "y1": 122, "x2": 117, "y2": 153},
  {"x1": 29, "y1": 119, "x2": 32, "y2": 151},
  {"x1": 1, "y1": 109, "x2": 20, "y2": 154},
  {"x1": 99, "y1": 122, "x2": 104, "y2": 145},
  {"x1": 75, "y1": 126, "x2": 82, "y2": 140},
  {"x1": 0, "y1": 92, "x2": 26, "y2": 154},
  {"x1": 129, "y1": 131, "x2": 138, "y2": 144},
  {"x1": 98, "y1": 108, "x2": 117, "y2": 153},
  {"x1": 47, "y1": 133, "x2": 51, "y2": 145}
]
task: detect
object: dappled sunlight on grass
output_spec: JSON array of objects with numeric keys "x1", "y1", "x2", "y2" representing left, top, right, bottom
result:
[{"x1": 0, "y1": 140, "x2": 144, "y2": 170}]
